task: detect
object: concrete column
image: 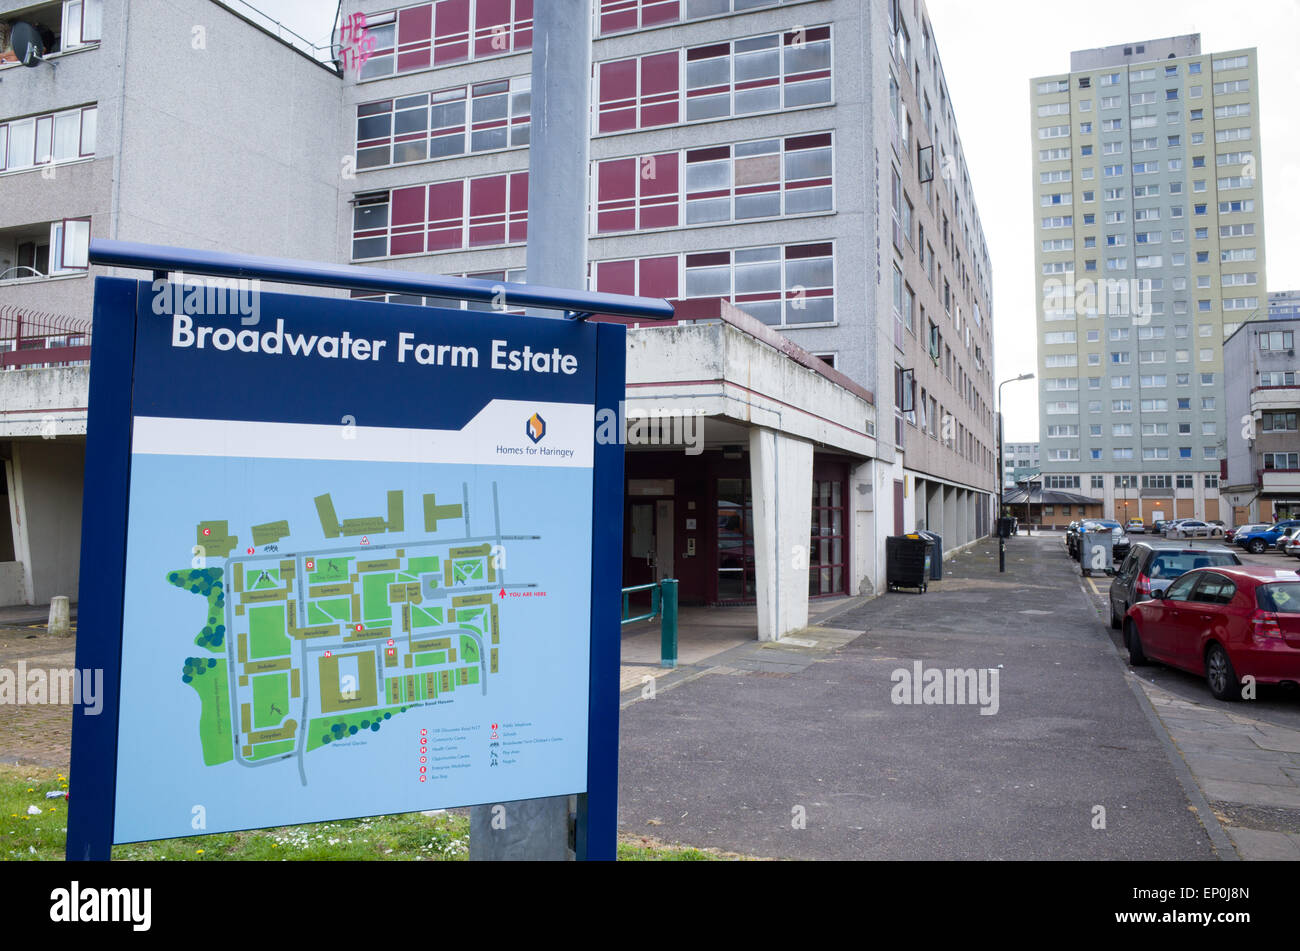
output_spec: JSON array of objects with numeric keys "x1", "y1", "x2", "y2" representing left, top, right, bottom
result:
[
  {"x1": 749, "y1": 427, "x2": 814, "y2": 642},
  {"x1": 850, "y1": 461, "x2": 876, "y2": 597},
  {"x1": 926, "y1": 483, "x2": 943, "y2": 540},
  {"x1": 943, "y1": 485, "x2": 956, "y2": 546},
  {"x1": 5, "y1": 440, "x2": 85, "y2": 606}
]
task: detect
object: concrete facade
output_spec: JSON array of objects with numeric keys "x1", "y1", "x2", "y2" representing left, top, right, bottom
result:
[
  {"x1": 1222, "y1": 317, "x2": 1300, "y2": 523},
  {"x1": 0, "y1": 0, "x2": 344, "y2": 604},
  {"x1": 1031, "y1": 35, "x2": 1267, "y2": 525},
  {"x1": 0, "y1": 0, "x2": 1001, "y2": 612}
]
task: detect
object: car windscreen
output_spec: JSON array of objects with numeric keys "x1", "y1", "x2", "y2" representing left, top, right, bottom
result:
[
  {"x1": 1147, "y1": 551, "x2": 1239, "y2": 579},
  {"x1": 1257, "y1": 583, "x2": 1300, "y2": 614}
]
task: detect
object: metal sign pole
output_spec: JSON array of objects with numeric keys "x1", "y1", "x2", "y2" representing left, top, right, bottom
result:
[{"x1": 469, "y1": 0, "x2": 600, "y2": 861}]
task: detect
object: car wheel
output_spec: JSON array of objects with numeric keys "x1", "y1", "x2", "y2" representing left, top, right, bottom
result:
[
  {"x1": 1205, "y1": 643, "x2": 1239, "y2": 702},
  {"x1": 1110, "y1": 602, "x2": 1122, "y2": 631},
  {"x1": 1126, "y1": 619, "x2": 1148, "y2": 666},
  {"x1": 1249, "y1": 539, "x2": 1267, "y2": 554},
  {"x1": 1212, "y1": 529, "x2": 1224, "y2": 537}
]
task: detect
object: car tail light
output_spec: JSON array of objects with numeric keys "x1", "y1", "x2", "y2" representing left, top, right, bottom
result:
[
  {"x1": 1252, "y1": 611, "x2": 1283, "y2": 640},
  {"x1": 1135, "y1": 574, "x2": 1152, "y2": 600}
]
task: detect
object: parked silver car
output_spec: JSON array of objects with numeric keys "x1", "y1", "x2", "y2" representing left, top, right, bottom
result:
[{"x1": 1165, "y1": 519, "x2": 1222, "y2": 539}]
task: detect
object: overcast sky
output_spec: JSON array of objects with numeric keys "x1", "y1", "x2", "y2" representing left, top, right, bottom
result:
[{"x1": 240, "y1": 0, "x2": 1299, "y2": 444}]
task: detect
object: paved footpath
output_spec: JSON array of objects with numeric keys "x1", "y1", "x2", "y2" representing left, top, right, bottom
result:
[
  {"x1": 0, "y1": 619, "x2": 76, "y2": 770},
  {"x1": 1075, "y1": 547, "x2": 1300, "y2": 861},
  {"x1": 618, "y1": 535, "x2": 1223, "y2": 860}
]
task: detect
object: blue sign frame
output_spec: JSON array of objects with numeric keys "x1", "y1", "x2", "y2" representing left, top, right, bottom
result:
[{"x1": 67, "y1": 243, "x2": 657, "y2": 860}]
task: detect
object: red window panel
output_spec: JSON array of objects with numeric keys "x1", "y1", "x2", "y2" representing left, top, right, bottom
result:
[
  {"x1": 785, "y1": 132, "x2": 832, "y2": 151},
  {"x1": 599, "y1": 0, "x2": 638, "y2": 34},
  {"x1": 390, "y1": 185, "x2": 428, "y2": 255},
  {"x1": 786, "y1": 242, "x2": 832, "y2": 260},
  {"x1": 599, "y1": 0, "x2": 678, "y2": 34},
  {"x1": 595, "y1": 159, "x2": 637, "y2": 233},
  {"x1": 639, "y1": 51, "x2": 680, "y2": 128},
  {"x1": 596, "y1": 260, "x2": 636, "y2": 296},
  {"x1": 473, "y1": 0, "x2": 513, "y2": 57},
  {"x1": 641, "y1": 0, "x2": 679, "y2": 27},
  {"x1": 514, "y1": 0, "x2": 533, "y2": 50},
  {"x1": 468, "y1": 174, "x2": 509, "y2": 246},
  {"x1": 427, "y1": 180, "x2": 465, "y2": 251},
  {"x1": 434, "y1": 0, "x2": 470, "y2": 64},
  {"x1": 638, "y1": 152, "x2": 679, "y2": 228},
  {"x1": 508, "y1": 171, "x2": 529, "y2": 243},
  {"x1": 598, "y1": 58, "x2": 639, "y2": 133},
  {"x1": 397, "y1": 4, "x2": 433, "y2": 72},
  {"x1": 685, "y1": 251, "x2": 729, "y2": 268},
  {"x1": 639, "y1": 256, "x2": 679, "y2": 299}
]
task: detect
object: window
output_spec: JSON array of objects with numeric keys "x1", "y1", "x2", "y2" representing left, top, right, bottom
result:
[
  {"x1": 1216, "y1": 126, "x2": 1252, "y2": 143},
  {"x1": 1215, "y1": 103, "x2": 1251, "y2": 119},
  {"x1": 61, "y1": 0, "x2": 104, "y2": 49},
  {"x1": 595, "y1": 132, "x2": 832, "y2": 235},
  {"x1": 42, "y1": 217, "x2": 91, "y2": 273},
  {"x1": 1260, "y1": 331, "x2": 1296, "y2": 351},
  {"x1": 0, "y1": 105, "x2": 98, "y2": 173},
  {"x1": 356, "y1": 1, "x2": 534, "y2": 79},
  {"x1": 671, "y1": 242, "x2": 833, "y2": 328},
  {"x1": 355, "y1": 79, "x2": 531, "y2": 169},
  {"x1": 672, "y1": 26, "x2": 832, "y2": 126},
  {"x1": 351, "y1": 171, "x2": 530, "y2": 259},
  {"x1": 1262, "y1": 413, "x2": 1299, "y2": 433},
  {"x1": 1263, "y1": 453, "x2": 1300, "y2": 471},
  {"x1": 1212, "y1": 55, "x2": 1249, "y2": 72}
]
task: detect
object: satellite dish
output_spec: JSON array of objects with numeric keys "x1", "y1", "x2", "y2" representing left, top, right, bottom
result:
[{"x1": 10, "y1": 22, "x2": 46, "y2": 67}]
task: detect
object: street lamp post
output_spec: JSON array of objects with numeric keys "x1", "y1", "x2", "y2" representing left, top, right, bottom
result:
[{"x1": 998, "y1": 373, "x2": 1035, "y2": 573}]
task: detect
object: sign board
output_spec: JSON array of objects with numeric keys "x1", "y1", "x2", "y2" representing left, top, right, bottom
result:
[{"x1": 68, "y1": 277, "x2": 625, "y2": 858}]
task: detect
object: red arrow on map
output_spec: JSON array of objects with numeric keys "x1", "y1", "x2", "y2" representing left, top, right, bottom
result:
[{"x1": 499, "y1": 588, "x2": 506, "y2": 599}]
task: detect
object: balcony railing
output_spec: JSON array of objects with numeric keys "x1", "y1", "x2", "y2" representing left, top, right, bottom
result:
[{"x1": 0, "y1": 306, "x2": 92, "y2": 370}]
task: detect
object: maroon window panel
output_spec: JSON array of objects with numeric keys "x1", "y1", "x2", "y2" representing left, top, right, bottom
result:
[
  {"x1": 508, "y1": 171, "x2": 529, "y2": 243},
  {"x1": 598, "y1": 58, "x2": 639, "y2": 133},
  {"x1": 596, "y1": 159, "x2": 637, "y2": 233},
  {"x1": 642, "y1": 0, "x2": 679, "y2": 27},
  {"x1": 596, "y1": 259, "x2": 636, "y2": 296},
  {"x1": 474, "y1": 0, "x2": 513, "y2": 57},
  {"x1": 638, "y1": 256, "x2": 679, "y2": 299},
  {"x1": 434, "y1": 0, "x2": 471, "y2": 64},
  {"x1": 514, "y1": 0, "x2": 533, "y2": 50},
  {"x1": 599, "y1": 0, "x2": 638, "y2": 34},
  {"x1": 397, "y1": 4, "x2": 433, "y2": 72},
  {"x1": 638, "y1": 152, "x2": 679, "y2": 228},
  {"x1": 390, "y1": 185, "x2": 428, "y2": 255},
  {"x1": 428, "y1": 180, "x2": 465, "y2": 251},
  {"x1": 468, "y1": 174, "x2": 509, "y2": 246},
  {"x1": 639, "y1": 51, "x2": 680, "y2": 128}
]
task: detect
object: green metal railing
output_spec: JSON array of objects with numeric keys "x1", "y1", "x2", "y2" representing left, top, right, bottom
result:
[{"x1": 621, "y1": 578, "x2": 679, "y2": 669}]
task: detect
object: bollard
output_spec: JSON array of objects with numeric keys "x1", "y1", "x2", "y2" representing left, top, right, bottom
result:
[
  {"x1": 660, "y1": 579, "x2": 678, "y2": 669},
  {"x1": 48, "y1": 596, "x2": 71, "y2": 637}
]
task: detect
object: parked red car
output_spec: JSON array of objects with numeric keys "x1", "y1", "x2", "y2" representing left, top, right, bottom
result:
[{"x1": 1124, "y1": 566, "x2": 1300, "y2": 700}]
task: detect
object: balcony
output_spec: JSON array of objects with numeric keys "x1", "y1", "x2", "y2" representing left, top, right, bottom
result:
[
  {"x1": 1259, "y1": 469, "x2": 1300, "y2": 496},
  {"x1": 1, "y1": 306, "x2": 90, "y2": 370},
  {"x1": 1251, "y1": 386, "x2": 1300, "y2": 416}
]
